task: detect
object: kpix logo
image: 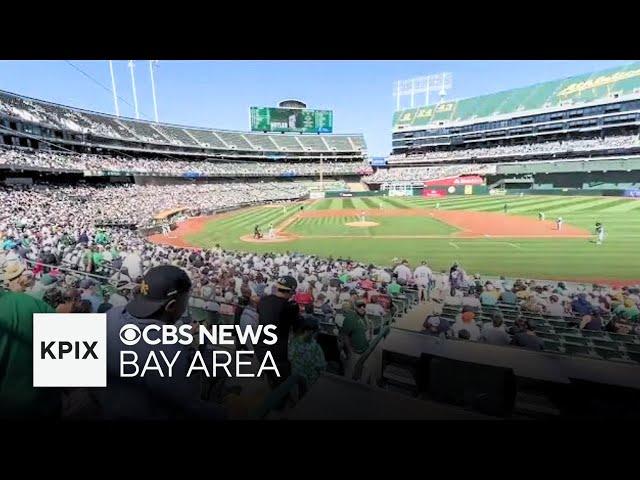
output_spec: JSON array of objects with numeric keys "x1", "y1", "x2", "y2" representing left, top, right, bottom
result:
[{"x1": 33, "y1": 313, "x2": 107, "y2": 387}]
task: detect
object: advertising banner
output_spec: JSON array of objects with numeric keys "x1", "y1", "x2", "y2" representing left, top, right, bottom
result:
[
  {"x1": 422, "y1": 189, "x2": 447, "y2": 198},
  {"x1": 423, "y1": 175, "x2": 485, "y2": 187}
]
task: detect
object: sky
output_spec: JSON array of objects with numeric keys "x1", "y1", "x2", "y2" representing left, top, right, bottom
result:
[{"x1": 0, "y1": 60, "x2": 635, "y2": 157}]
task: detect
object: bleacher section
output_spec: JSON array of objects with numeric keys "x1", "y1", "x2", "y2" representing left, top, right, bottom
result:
[
  {"x1": 270, "y1": 134, "x2": 304, "y2": 151},
  {"x1": 438, "y1": 302, "x2": 640, "y2": 363},
  {"x1": 298, "y1": 136, "x2": 328, "y2": 151}
]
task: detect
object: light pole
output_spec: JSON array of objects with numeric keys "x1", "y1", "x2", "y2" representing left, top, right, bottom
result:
[
  {"x1": 128, "y1": 60, "x2": 140, "y2": 119},
  {"x1": 149, "y1": 60, "x2": 159, "y2": 122},
  {"x1": 108, "y1": 60, "x2": 120, "y2": 117}
]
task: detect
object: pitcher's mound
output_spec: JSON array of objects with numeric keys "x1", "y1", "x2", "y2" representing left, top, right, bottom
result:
[{"x1": 345, "y1": 221, "x2": 379, "y2": 228}]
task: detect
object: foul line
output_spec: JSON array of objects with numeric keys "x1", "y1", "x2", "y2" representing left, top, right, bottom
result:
[{"x1": 449, "y1": 242, "x2": 460, "y2": 250}]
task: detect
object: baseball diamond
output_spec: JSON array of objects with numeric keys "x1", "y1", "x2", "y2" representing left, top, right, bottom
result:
[{"x1": 148, "y1": 195, "x2": 640, "y2": 284}]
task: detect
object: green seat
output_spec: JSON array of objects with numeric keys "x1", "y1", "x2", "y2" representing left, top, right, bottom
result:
[
  {"x1": 563, "y1": 344, "x2": 591, "y2": 357},
  {"x1": 581, "y1": 330, "x2": 606, "y2": 338},
  {"x1": 592, "y1": 339, "x2": 619, "y2": 349},
  {"x1": 563, "y1": 335, "x2": 589, "y2": 346},
  {"x1": 543, "y1": 340, "x2": 563, "y2": 353},
  {"x1": 595, "y1": 348, "x2": 626, "y2": 361},
  {"x1": 624, "y1": 343, "x2": 640, "y2": 353},
  {"x1": 555, "y1": 326, "x2": 579, "y2": 335}
]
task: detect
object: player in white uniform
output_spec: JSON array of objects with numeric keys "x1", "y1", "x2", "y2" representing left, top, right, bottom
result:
[
  {"x1": 595, "y1": 222, "x2": 605, "y2": 245},
  {"x1": 556, "y1": 217, "x2": 563, "y2": 231},
  {"x1": 360, "y1": 210, "x2": 366, "y2": 223},
  {"x1": 268, "y1": 222, "x2": 275, "y2": 239}
]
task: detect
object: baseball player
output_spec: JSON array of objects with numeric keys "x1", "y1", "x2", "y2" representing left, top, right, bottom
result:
[
  {"x1": 360, "y1": 210, "x2": 366, "y2": 223},
  {"x1": 504, "y1": 203, "x2": 509, "y2": 214},
  {"x1": 538, "y1": 211, "x2": 545, "y2": 221},
  {"x1": 556, "y1": 217, "x2": 563, "y2": 231},
  {"x1": 595, "y1": 222, "x2": 605, "y2": 245},
  {"x1": 268, "y1": 222, "x2": 275, "y2": 239}
]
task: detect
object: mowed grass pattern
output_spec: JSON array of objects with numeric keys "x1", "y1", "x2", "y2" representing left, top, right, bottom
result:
[{"x1": 185, "y1": 196, "x2": 640, "y2": 282}]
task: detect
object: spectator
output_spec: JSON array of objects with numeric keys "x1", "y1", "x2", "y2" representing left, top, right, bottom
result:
[
  {"x1": 255, "y1": 275, "x2": 300, "y2": 389},
  {"x1": 451, "y1": 311, "x2": 481, "y2": 341},
  {"x1": 0, "y1": 288, "x2": 60, "y2": 419},
  {"x1": 511, "y1": 320, "x2": 544, "y2": 350},
  {"x1": 422, "y1": 314, "x2": 450, "y2": 337},
  {"x1": 96, "y1": 265, "x2": 226, "y2": 420},
  {"x1": 480, "y1": 284, "x2": 499, "y2": 306},
  {"x1": 365, "y1": 296, "x2": 386, "y2": 317},
  {"x1": 458, "y1": 329, "x2": 471, "y2": 341},
  {"x1": 480, "y1": 312, "x2": 511, "y2": 346},
  {"x1": 393, "y1": 260, "x2": 412, "y2": 285},
  {"x1": 289, "y1": 315, "x2": 327, "y2": 393},
  {"x1": 340, "y1": 299, "x2": 370, "y2": 380},
  {"x1": 571, "y1": 293, "x2": 593, "y2": 316},
  {"x1": 579, "y1": 314, "x2": 603, "y2": 331}
]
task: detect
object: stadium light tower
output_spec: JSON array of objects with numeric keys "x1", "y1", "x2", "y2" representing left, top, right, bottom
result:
[
  {"x1": 128, "y1": 60, "x2": 140, "y2": 119},
  {"x1": 108, "y1": 60, "x2": 120, "y2": 117},
  {"x1": 149, "y1": 60, "x2": 159, "y2": 123},
  {"x1": 393, "y1": 72, "x2": 452, "y2": 110}
]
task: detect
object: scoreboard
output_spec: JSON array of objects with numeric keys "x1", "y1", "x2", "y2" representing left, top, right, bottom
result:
[{"x1": 250, "y1": 107, "x2": 333, "y2": 133}]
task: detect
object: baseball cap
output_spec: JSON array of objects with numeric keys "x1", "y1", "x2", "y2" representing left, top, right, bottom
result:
[
  {"x1": 275, "y1": 275, "x2": 297, "y2": 292},
  {"x1": 127, "y1": 265, "x2": 192, "y2": 318}
]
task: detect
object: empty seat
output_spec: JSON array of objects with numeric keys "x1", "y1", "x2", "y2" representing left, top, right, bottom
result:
[
  {"x1": 563, "y1": 344, "x2": 592, "y2": 357},
  {"x1": 595, "y1": 347, "x2": 626, "y2": 361},
  {"x1": 608, "y1": 332, "x2": 637, "y2": 342},
  {"x1": 534, "y1": 325, "x2": 553, "y2": 334},
  {"x1": 555, "y1": 327, "x2": 578, "y2": 335},
  {"x1": 581, "y1": 330, "x2": 606, "y2": 338},
  {"x1": 563, "y1": 335, "x2": 589, "y2": 346},
  {"x1": 543, "y1": 340, "x2": 563, "y2": 353},
  {"x1": 627, "y1": 352, "x2": 640, "y2": 363},
  {"x1": 592, "y1": 339, "x2": 619, "y2": 349},
  {"x1": 624, "y1": 343, "x2": 640, "y2": 353},
  {"x1": 537, "y1": 332, "x2": 561, "y2": 341}
]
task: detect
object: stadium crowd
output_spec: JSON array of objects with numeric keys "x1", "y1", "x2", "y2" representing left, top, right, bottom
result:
[
  {"x1": 0, "y1": 147, "x2": 371, "y2": 177},
  {"x1": 362, "y1": 164, "x2": 493, "y2": 183},
  {"x1": 2, "y1": 179, "x2": 640, "y2": 420},
  {"x1": 389, "y1": 134, "x2": 640, "y2": 163}
]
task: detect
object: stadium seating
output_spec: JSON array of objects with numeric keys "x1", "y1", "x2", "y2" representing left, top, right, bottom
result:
[
  {"x1": 393, "y1": 62, "x2": 640, "y2": 127},
  {"x1": 0, "y1": 89, "x2": 367, "y2": 159}
]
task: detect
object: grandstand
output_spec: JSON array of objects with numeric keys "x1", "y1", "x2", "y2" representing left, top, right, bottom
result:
[
  {"x1": 357, "y1": 62, "x2": 640, "y2": 187},
  {"x1": 0, "y1": 89, "x2": 366, "y2": 165}
]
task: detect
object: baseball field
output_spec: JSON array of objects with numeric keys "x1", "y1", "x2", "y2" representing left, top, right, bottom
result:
[{"x1": 149, "y1": 195, "x2": 640, "y2": 284}]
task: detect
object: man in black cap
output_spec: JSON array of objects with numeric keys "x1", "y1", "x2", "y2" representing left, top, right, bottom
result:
[
  {"x1": 255, "y1": 275, "x2": 300, "y2": 388},
  {"x1": 96, "y1": 265, "x2": 226, "y2": 419}
]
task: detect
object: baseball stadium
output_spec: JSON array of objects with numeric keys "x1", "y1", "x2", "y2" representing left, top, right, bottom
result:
[{"x1": 2, "y1": 60, "x2": 640, "y2": 420}]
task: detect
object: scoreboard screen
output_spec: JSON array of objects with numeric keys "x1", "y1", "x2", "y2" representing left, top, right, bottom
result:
[{"x1": 250, "y1": 107, "x2": 333, "y2": 133}]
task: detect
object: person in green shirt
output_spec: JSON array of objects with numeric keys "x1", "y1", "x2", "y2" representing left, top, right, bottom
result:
[
  {"x1": 339, "y1": 272, "x2": 350, "y2": 284},
  {"x1": 0, "y1": 289, "x2": 61, "y2": 419},
  {"x1": 92, "y1": 247, "x2": 104, "y2": 268},
  {"x1": 614, "y1": 298, "x2": 639, "y2": 322},
  {"x1": 387, "y1": 277, "x2": 402, "y2": 296},
  {"x1": 340, "y1": 300, "x2": 370, "y2": 378},
  {"x1": 95, "y1": 230, "x2": 109, "y2": 245}
]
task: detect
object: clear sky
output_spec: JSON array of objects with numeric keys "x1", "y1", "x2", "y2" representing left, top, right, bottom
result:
[{"x1": 0, "y1": 60, "x2": 635, "y2": 157}]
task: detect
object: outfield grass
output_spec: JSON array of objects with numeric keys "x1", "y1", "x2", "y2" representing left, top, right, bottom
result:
[{"x1": 185, "y1": 195, "x2": 640, "y2": 282}]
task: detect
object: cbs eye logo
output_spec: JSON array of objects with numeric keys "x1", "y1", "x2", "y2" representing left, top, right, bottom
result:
[{"x1": 119, "y1": 324, "x2": 142, "y2": 346}]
